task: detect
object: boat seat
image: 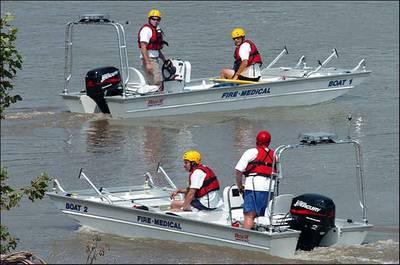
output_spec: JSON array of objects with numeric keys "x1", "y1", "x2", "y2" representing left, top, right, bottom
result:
[
  {"x1": 222, "y1": 184, "x2": 244, "y2": 224},
  {"x1": 125, "y1": 67, "x2": 159, "y2": 94},
  {"x1": 267, "y1": 194, "x2": 294, "y2": 216},
  {"x1": 257, "y1": 194, "x2": 294, "y2": 226}
]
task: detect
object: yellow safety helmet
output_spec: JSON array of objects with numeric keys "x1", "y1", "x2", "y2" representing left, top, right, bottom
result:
[
  {"x1": 148, "y1": 9, "x2": 162, "y2": 18},
  {"x1": 231, "y1": 27, "x2": 246, "y2": 39},
  {"x1": 182, "y1": 150, "x2": 202, "y2": 164}
]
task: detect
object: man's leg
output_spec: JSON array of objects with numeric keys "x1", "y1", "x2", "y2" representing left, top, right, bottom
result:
[
  {"x1": 220, "y1": 68, "x2": 235, "y2": 79},
  {"x1": 243, "y1": 211, "x2": 256, "y2": 229}
]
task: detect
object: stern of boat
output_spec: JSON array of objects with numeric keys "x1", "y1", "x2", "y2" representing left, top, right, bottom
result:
[
  {"x1": 62, "y1": 93, "x2": 101, "y2": 114},
  {"x1": 319, "y1": 218, "x2": 373, "y2": 247}
]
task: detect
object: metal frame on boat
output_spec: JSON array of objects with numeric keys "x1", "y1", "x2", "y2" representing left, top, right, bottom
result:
[
  {"x1": 47, "y1": 129, "x2": 373, "y2": 258},
  {"x1": 61, "y1": 14, "x2": 371, "y2": 119}
]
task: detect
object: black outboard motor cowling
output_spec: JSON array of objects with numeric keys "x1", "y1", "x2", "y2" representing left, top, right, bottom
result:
[
  {"x1": 85, "y1": 66, "x2": 122, "y2": 113},
  {"x1": 289, "y1": 193, "x2": 335, "y2": 251}
]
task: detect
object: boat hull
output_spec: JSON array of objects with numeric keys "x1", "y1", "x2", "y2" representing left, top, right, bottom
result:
[
  {"x1": 48, "y1": 193, "x2": 300, "y2": 259},
  {"x1": 61, "y1": 72, "x2": 370, "y2": 119}
]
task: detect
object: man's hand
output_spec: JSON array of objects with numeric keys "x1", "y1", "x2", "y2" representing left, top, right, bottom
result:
[
  {"x1": 146, "y1": 62, "x2": 153, "y2": 74},
  {"x1": 238, "y1": 186, "x2": 244, "y2": 198},
  {"x1": 170, "y1": 189, "x2": 179, "y2": 200}
]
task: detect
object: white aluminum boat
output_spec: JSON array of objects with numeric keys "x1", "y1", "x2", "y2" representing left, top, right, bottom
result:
[
  {"x1": 61, "y1": 14, "x2": 371, "y2": 119},
  {"x1": 47, "y1": 131, "x2": 373, "y2": 258}
]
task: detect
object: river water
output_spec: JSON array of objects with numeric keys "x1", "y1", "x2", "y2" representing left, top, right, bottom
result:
[{"x1": 1, "y1": 1, "x2": 399, "y2": 264}]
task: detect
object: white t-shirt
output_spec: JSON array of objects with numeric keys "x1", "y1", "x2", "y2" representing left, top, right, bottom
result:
[
  {"x1": 235, "y1": 147, "x2": 275, "y2": 191},
  {"x1": 238, "y1": 42, "x2": 261, "y2": 78},
  {"x1": 138, "y1": 25, "x2": 159, "y2": 58},
  {"x1": 190, "y1": 168, "x2": 223, "y2": 209}
]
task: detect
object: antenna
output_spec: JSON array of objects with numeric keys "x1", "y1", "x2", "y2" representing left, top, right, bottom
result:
[{"x1": 347, "y1": 114, "x2": 353, "y2": 139}]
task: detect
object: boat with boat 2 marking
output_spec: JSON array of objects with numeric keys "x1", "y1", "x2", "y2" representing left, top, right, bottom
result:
[
  {"x1": 61, "y1": 14, "x2": 371, "y2": 119},
  {"x1": 46, "y1": 129, "x2": 373, "y2": 258}
]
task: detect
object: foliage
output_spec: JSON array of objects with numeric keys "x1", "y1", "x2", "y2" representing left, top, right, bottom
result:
[
  {"x1": 0, "y1": 169, "x2": 50, "y2": 254},
  {"x1": 85, "y1": 234, "x2": 109, "y2": 264},
  {"x1": 0, "y1": 12, "x2": 50, "y2": 255},
  {"x1": 1, "y1": 12, "x2": 23, "y2": 119}
]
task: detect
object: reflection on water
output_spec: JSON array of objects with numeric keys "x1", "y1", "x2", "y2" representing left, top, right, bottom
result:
[
  {"x1": 83, "y1": 119, "x2": 125, "y2": 152},
  {"x1": 46, "y1": 227, "x2": 399, "y2": 264}
]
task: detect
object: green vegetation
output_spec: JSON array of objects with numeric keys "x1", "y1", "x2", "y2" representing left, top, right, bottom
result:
[{"x1": 0, "y1": 12, "x2": 50, "y2": 254}]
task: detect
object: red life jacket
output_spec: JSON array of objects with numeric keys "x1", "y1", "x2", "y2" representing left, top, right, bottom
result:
[
  {"x1": 189, "y1": 164, "x2": 220, "y2": 198},
  {"x1": 233, "y1": 39, "x2": 262, "y2": 72},
  {"x1": 243, "y1": 147, "x2": 275, "y2": 177},
  {"x1": 137, "y1": 24, "x2": 163, "y2": 50}
]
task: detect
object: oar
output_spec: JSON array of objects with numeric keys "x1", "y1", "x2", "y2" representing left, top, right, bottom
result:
[{"x1": 209, "y1": 78, "x2": 261, "y2": 85}]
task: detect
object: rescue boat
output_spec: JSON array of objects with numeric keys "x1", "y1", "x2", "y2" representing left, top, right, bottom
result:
[
  {"x1": 61, "y1": 14, "x2": 371, "y2": 119},
  {"x1": 46, "y1": 130, "x2": 373, "y2": 258}
]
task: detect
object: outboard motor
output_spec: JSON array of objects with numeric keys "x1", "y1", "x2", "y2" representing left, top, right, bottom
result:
[
  {"x1": 85, "y1": 66, "x2": 122, "y2": 113},
  {"x1": 289, "y1": 193, "x2": 335, "y2": 251}
]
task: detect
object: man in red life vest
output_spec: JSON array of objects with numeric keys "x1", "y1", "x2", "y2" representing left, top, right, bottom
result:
[
  {"x1": 170, "y1": 150, "x2": 223, "y2": 211},
  {"x1": 137, "y1": 9, "x2": 167, "y2": 90},
  {"x1": 234, "y1": 130, "x2": 276, "y2": 229},
  {"x1": 220, "y1": 27, "x2": 262, "y2": 82}
]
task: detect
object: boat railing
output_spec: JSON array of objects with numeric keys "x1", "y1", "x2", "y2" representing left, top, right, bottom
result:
[
  {"x1": 78, "y1": 169, "x2": 113, "y2": 204},
  {"x1": 305, "y1": 48, "x2": 339, "y2": 77},
  {"x1": 265, "y1": 46, "x2": 289, "y2": 69},
  {"x1": 63, "y1": 14, "x2": 130, "y2": 96},
  {"x1": 270, "y1": 131, "x2": 369, "y2": 231}
]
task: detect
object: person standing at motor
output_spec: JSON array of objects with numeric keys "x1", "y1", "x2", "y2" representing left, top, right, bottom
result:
[
  {"x1": 170, "y1": 150, "x2": 223, "y2": 211},
  {"x1": 137, "y1": 9, "x2": 167, "y2": 90},
  {"x1": 220, "y1": 27, "x2": 262, "y2": 82},
  {"x1": 234, "y1": 130, "x2": 276, "y2": 229}
]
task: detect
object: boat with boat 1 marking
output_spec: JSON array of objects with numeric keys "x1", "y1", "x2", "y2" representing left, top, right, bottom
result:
[{"x1": 61, "y1": 14, "x2": 371, "y2": 119}]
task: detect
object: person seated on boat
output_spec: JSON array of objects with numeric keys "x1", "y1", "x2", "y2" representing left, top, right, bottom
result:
[
  {"x1": 170, "y1": 150, "x2": 223, "y2": 211},
  {"x1": 137, "y1": 9, "x2": 168, "y2": 91},
  {"x1": 234, "y1": 130, "x2": 276, "y2": 229},
  {"x1": 220, "y1": 27, "x2": 262, "y2": 82}
]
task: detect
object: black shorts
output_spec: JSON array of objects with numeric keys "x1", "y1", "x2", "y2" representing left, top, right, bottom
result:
[
  {"x1": 238, "y1": 75, "x2": 260, "y2": 82},
  {"x1": 190, "y1": 198, "x2": 216, "y2": 211}
]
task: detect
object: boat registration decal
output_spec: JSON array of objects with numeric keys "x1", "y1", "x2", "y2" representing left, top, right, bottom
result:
[
  {"x1": 65, "y1": 202, "x2": 88, "y2": 212},
  {"x1": 147, "y1": 98, "x2": 164, "y2": 107},
  {"x1": 137, "y1": 215, "x2": 182, "y2": 230},
  {"x1": 328, "y1": 79, "x2": 352, "y2": 87},
  {"x1": 234, "y1": 232, "x2": 249, "y2": 242},
  {"x1": 221, "y1": 87, "x2": 271, "y2": 99}
]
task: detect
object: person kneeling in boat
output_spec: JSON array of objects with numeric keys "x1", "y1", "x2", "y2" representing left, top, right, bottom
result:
[
  {"x1": 170, "y1": 150, "x2": 223, "y2": 211},
  {"x1": 234, "y1": 130, "x2": 276, "y2": 229},
  {"x1": 220, "y1": 27, "x2": 262, "y2": 82}
]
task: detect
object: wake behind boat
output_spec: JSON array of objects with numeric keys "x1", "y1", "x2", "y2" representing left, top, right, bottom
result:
[
  {"x1": 62, "y1": 14, "x2": 371, "y2": 119},
  {"x1": 46, "y1": 131, "x2": 373, "y2": 258}
]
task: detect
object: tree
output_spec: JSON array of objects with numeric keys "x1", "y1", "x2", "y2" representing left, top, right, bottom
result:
[{"x1": 0, "y1": 12, "x2": 50, "y2": 254}]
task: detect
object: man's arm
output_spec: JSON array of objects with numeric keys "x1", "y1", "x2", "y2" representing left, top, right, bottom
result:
[
  {"x1": 170, "y1": 187, "x2": 189, "y2": 199},
  {"x1": 140, "y1": 42, "x2": 153, "y2": 73},
  {"x1": 235, "y1": 169, "x2": 244, "y2": 193},
  {"x1": 181, "y1": 188, "x2": 197, "y2": 210},
  {"x1": 158, "y1": 49, "x2": 166, "y2": 62},
  {"x1": 233, "y1": 60, "x2": 248, "y2": 79}
]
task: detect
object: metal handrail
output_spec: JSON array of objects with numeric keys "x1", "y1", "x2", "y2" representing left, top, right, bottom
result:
[
  {"x1": 267, "y1": 136, "x2": 368, "y2": 231},
  {"x1": 63, "y1": 16, "x2": 130, "y2": 96}
]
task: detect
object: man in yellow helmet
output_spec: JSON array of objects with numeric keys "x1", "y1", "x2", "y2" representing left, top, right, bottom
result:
[
  {"x1": 220, "y1": 27, "x2": 262, "y2": 82},
  {"x1": 170, "y1": 150, "x2": 223, "y2": 211},
  {"x1": 137, "y1": 9, "x2": 168, "y2": 91}
]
